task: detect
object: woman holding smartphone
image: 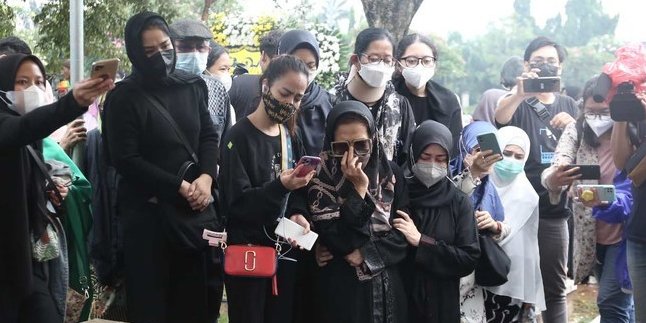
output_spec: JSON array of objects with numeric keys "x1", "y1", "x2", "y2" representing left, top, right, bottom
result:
[
  {"x1": 218, "y1": 55, "x2": 316, "y2": 323},
  {"x1": 542, "y1": 76, "x2": 634, "y2": 322}
]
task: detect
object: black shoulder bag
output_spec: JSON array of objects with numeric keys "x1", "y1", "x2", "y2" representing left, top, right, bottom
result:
[
  {"x1": 473, "y1": 187, "x2": 511, "y2": 287},
  {"x1": 136, "y1": 88, "x2": 219, "y2": 252},
  {"x1": 525, "y1": 97, "x2": 562, "y2": 139}
]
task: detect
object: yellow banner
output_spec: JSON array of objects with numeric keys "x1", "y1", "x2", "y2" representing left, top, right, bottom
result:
[{"x1": 229, "y1": 47, "x2": 262, "y2": 75}]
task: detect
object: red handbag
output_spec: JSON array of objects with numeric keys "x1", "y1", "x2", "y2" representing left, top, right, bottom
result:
[{"x1": 223, "y1": 244, "x2": 280, "y2": 295}]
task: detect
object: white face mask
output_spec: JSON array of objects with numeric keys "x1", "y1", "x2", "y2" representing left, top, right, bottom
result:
[
  {"x1": 358, "y1": 63, "x2": 394, "y2": 88},
  {"x1": 402, "y1": 65, "x2": 435, "y2": 89},
  {"x1": 175, "y1": 52, "x2": 208, "y2": 75},
  {"x1": 308, "y1": 68, "x2": 319, "y2": 86},
  {"x1": 214, "y1": 74, "x2": 232, "y2": 92},
  {"x1": 585, "y1": 115, "x2": 614, "y2": 137},
  {"x1": 1, "y1": 84, "x2": 48, "y2": 115},
  {"x1": 412, "y1": 161, "x2": 447, "y2": 188}
]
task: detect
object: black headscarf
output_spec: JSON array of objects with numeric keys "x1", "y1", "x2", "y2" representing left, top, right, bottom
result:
[
  {"x1": 406, "y1": 120, "x2": 456, "y2": 208},
  {"x1": 0, "y1": 54, "x2": 46, "y2": 112},
  {"x1": 123, "y1": 11, "x2": 200, "y2": 87},
  {"x1": 277, "y1": 29, "x2": 320, "y2": 67}
]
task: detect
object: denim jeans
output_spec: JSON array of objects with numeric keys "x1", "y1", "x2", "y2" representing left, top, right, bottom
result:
[
  {"x1": 596, "y1": 243, "x2": 634, "y2": 323},
  {"x1": 628, "y1": 240, "x2": 646, "y2": 323}
]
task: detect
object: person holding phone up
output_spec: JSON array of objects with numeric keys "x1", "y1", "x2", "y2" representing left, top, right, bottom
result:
[
  {"x1": 542, "y1": 76, "x2": 635, "y2": 322},
  {"x1": 494, "y1": 36, "x2": 578, "y2": 323}
]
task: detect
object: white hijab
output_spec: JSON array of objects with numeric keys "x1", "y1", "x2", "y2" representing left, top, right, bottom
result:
[{"x1": 486, "y1": 126, "x2": 545, "y2": 310}]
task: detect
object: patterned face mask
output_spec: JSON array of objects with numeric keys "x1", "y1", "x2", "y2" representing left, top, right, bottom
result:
[{"x1": 262, "y1": 88, "x2": 297, "y2": 124}]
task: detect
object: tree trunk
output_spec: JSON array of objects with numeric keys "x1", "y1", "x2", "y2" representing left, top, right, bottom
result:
[
  {"x1": 360, "y1": 0, "x2": 424, "y2": 44},
  {"x1": 201, "y1": 0, "x2": 215, "y2": 22}
]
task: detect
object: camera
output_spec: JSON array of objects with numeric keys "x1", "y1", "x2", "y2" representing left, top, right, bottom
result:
[{"x1": 593, "y1": 73, "x2": 645, "y2": 122}]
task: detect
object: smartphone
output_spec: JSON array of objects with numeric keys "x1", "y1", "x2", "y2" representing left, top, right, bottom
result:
[
  {"x1": 563, "y1": 164, "x2": 601, "y2": 180},
  {"x1": 274, "y1": 217, "x2": 318, "y2": 251},
  {"x1": 523, "y1": 77, "x2": 561, "y2": 93},
  {"x1": 296, "y1": 156, "x2": 321, "y2": 177},
  {"x1": 91, "y1": 58, "x2": 120, "y2": 80},
  {"x1": 476, "y1": 133, "x2": 502, "y2": 156},
  {"x1": 576, "y1": 184, "x2": 616, "y2": 203}
]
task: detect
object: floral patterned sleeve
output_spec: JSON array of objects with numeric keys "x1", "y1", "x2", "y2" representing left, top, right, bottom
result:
[{"x1": 541, "y1": 122, "x2": 579, "y2": 204}]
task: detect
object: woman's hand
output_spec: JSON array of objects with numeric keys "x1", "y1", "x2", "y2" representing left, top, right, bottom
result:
[
  {"x1": 340, "y1": 149, "x2": 369, "y2": 198},
  {"x1": 465, "y1": 149, "x2": 502, "y2": 178},
  {"x1": 72, "y1": 77, "x2": 115, "y2": 107},
  {"x1": 393, "y1": 210, "x2": 421, "y2": 247},
  {"x1": 475, "y1": 210, "x2": 497, "y2": 232},
  {"x1": 187, "y1": 174, "x2": 213, "y2": 211},
  {"x1": 576, "y1": 187, "x2": 609, "y2": 208},
  {"x1": 548, "y1": 165, "x2": 581, "y2": 188},
  {"x1": 287, "y1": 214, "x2": 310, "y2": 249},
  {"x1": 59, "y1": 119, "x2": 87, "y2": 153},
  {"x1": 315, "y1": 243, "x2": 334, "y2": 267},
  {"x1": 344, "y1": 249, "x2": 364, "y2": 267},
  {"x1": 48, "y1": 185, "x2": 69, "y2": 207},
  {"x1": 280, "y1": 164, "x2": 315, "y2": 191}
]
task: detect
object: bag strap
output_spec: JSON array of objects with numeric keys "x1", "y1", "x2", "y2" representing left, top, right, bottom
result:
[
  {"x1": 135, "y1": 87, "x2": 199, "y2": 164},
  {"x1": 525, "y1": 97, "x2": 562, "y2": 138},
  {"x1": 26, "y1": 145, "x2": 65, "y2": 216}
]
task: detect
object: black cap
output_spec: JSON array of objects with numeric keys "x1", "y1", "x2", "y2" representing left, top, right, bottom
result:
[{"x1": 169, "y1": 19, "x2": 213, "y2": 40}]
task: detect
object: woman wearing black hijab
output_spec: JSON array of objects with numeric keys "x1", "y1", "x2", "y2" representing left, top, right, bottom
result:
[
  {"x1": 393, "y1": 120, "x2": 480, "y2": 323},
  {"x1": 291, "y1": 100, "x2": 409, "y2": 323},
  {"x1": 102, "y1": 12, "x2": 221, "y2": 322},
  {"x1": 0, "y1": 54, "x2": 112, "y2": 322},
  {"x1": 277, "y1": 29, "x2": 334, "y2": 156}
]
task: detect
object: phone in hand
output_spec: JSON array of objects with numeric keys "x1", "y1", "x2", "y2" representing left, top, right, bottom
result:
[
  {"x1": 576, "y1": 184, "x2": 616, "y2": 203},
  {"x1": 90, "y1": 58, "x2": 120, "y2": 80},
  {"x1": 523, "y1": 77, "x2": 561, "y2": 93},
  {"x1": 296, "y1": 156, "x2": 321, "y2": 177},
  {"x1": 563, "y1": 164, "x2": 601, "y2": 180},
  {"x1": 476, "y1": 133, "x2": 502, "y2": 156}
]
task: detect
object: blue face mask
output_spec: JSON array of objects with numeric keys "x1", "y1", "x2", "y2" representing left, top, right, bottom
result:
[
  {"x1": 175, "y1": 52, "x2": 208, "y2": 75},
  {"x1": 494, "y1": 157, "x2": 524, "y2": 182}
]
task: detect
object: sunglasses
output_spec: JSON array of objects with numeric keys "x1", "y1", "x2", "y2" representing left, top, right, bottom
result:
[{"x1": 330, "y1": 139, "x2": 372, "y2": 158}]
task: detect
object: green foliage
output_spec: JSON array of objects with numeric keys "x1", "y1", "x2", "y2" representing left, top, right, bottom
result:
[
  {"x1": 0, "y1": 2, "x2": 16, "y2": 36},
  {"x1": 540, "y1": 0, "x2": 618, "y2": 47}
]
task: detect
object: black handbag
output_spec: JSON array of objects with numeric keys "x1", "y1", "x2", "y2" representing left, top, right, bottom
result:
[
  {"x1": 474, "y1": 231, "x2": 511, "y2": 287},
  {"x1": 137, "y1": 88, "x2": 220, "y2": 251}
]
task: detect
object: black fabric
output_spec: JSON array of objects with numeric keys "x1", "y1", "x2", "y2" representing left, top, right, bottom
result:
[
  {"x1": 218, "y1": 117, "x2": 303, "y2": 245},
  {"x1": 297, "y1": 82, "x2": 333, "y2": 156},
  {"x1": 410, "y1": 119, "x2": 454, "y2": 160},
  {"x1": 496, "y1": 94, "x2": 578, "y2": 218},
  {"x1": 0, "y1": 54, "x2": 87, "y2": 314},
  {"x1": 84, "y1": 129, "x2": 124, "y2": 286},
  {"x1": 475, "y1": 233, "x2": 511, "y2": 286},
  {"x1": 393, "y1": 77, "x2": 463, "y2": 155},
  {"x1": 229, "y1": 74, "x2": 261, "y2": 121},
  {"x1": 627, "y1": 136, "x2": 646, "y2": 243},
  {"x1": 402, "y1": 184, "x2": 480, "y2": 323}
]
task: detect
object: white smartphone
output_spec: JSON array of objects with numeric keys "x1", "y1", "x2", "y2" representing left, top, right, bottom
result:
[{"x1": 274, "y1": 217, "x2": 318, "y2": 251}]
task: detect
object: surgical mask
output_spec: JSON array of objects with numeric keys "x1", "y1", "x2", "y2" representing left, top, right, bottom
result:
[
  {"x1": 494, "y1": 157, "x2": 524, "y2": 182},
  {"x1": 147, "y1": 49, "x2": 175, "y2": 78},
  {"x1": 358, "y1": 63, "x2": 394, "y2": 88},
  {"x1": 175, "y1": 51, "x2": 208, "y2": 75},
  {"x1": 308, "y1": 69, "x2": 319, "y2": 86},
  {"x1": 214, "y1": 74, "x2": 232, "y2": 91},
  {"x1": 412, "y1": 161, "x2": 447, "y2": 188},
  {"x1": 585, "y1": 115, "x2": 613, "y2": 137},
  {"x1": 262, "y1": 88, "x2": 297, "y2": 124},
  {"x1": 0, "y1": 85, "x2": 48, "y2": 115},
  {"x1": 402, "y1": 65, "x2": 435, "y2": 89}
]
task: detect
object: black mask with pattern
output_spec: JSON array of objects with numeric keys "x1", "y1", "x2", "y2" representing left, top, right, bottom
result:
[{"x1": 262, "y1": 89, "x2": 297, "y2": 124}]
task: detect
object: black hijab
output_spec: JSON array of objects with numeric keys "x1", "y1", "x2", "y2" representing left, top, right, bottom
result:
[
  {"x1": 277, "y1": 29, "x2": 320, "y2": 67},
  {"x1": 124, "y1": 11, "x2": 199, "y2": 87},
  {"x1": 406, "y1": 120, "x2": 456, "y2": 208},
  {"x1": 0, "y1": 54, "x2": 46, "y2": 112}
]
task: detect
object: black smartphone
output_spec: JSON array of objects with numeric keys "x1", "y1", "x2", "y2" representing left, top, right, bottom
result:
[
  {"x1": 523, "y1": 77, "x2": 561, "y2": 93},
  {"x1": 476, "y1": 133, "x2": 502, "y2": 156},
  {"x1": 563, "y1": 164, "x2": 601, "y2": 180}
]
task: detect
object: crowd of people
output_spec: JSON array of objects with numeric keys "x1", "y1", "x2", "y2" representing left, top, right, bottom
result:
[{"x1": 0, "y1": 9, "x2": 645, "y2": 323}]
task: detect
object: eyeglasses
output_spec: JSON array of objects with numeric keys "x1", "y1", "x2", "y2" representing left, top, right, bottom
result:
[
  {"x1": 584, "y1": 110, "x2": 611, "y2": 120},
  {"x1": 399, "y1": 56, "x2": 436, "y2": 68},
  {"x1": 330, "y1": 139, "x2": 373, "y2": 158},
  {"x1": 359, "y1": 54, "x2": 396, "y2": 67},
  {"x1": 529, "y1": 57, "x2": 559, "y2": 67}
]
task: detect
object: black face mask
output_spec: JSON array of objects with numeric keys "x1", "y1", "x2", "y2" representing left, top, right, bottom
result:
[
  {"x1": 262, "y1": 89, "x2": 297, "y2": 124},
  {"x1": 146, "y1": 49, "x2": 175, "y2": 78},
  {"x1": 530, "y1": 62, "x2": 559, "y2": 77}
]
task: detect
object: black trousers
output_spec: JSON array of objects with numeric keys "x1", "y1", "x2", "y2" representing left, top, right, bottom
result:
[
  {"x1": 1, "y1": 261, "x2": 63, "y2": 323},
  {"x1": 225, "y1": 252, "x2": 300, "y2": 323},
  {"x1": 122, "y1": 202, "x2": 223, "y2": 323}
]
